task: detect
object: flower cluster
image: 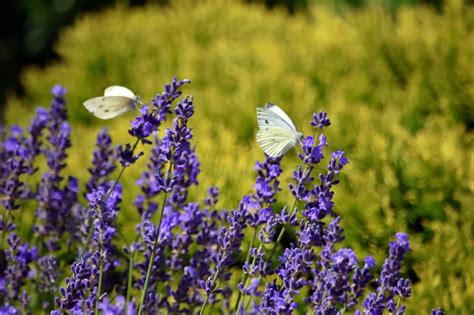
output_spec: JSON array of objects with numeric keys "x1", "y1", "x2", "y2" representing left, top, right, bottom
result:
[
  {"x1": 34, "y1": 85, "x2": 78, "y2": 251},
  {"x1": 0, "y1": 78, "x2": 444, "y2": 314},
  {"x1": 0, "y1": 125, "x2": 34, "y2": 211}
]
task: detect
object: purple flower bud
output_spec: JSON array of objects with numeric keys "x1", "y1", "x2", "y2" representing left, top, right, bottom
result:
[
  {"x1": 299, "y1": 136, "x2": 324, "y2": 165},
  {"x1": 1, "y1": 233, "x2": 37, "y2": 309},
  {"x1": 204, "y1": 187, "x2": 219, "y2": 208},
  {"x1": 311, "y1": 112, "x2": 331, "y2": 129},
  {"x1": 364, "y1": 256, "x2": 376, "y2": 269},
  {"x1": 289, "y1": 165, "x2": 313, "y2": 201},
  {"x1": 0, "y1": 305, "x2": 19, "y2": 314},
  {"x1": 431, "y1": 307, "x2": 446, "y2": 315},
  {"x1": 86, "y1": 128, "x2": 117, "y2": 194},
  {"x1": 118, "y1": 143, "x2": 143, "y2": 167},
  {"x1": 128, "y1": 105, "x2": 161, "y2": 142}
]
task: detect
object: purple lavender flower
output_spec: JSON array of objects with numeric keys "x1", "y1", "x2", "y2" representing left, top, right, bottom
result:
[
  {"x1": 214, "y1": 157, "x2": 286, "y2": 314},
  {"x1": 236, "y1": 157, "x2": 285, "y2": 304},
  {"x1": 134, "y1": 83, "x2": 201, "y2": 313},
  {"x1": 297, "y1": 221, "x2": 324, "y2": 248},
  {"x1": 257, "y1": 280, "x2": 295, "y2": 314},
  {"x1": 234, "y1": 163, "x2": 285, "y2": 313},
  {"x1": 238, "y1": 277, "x2": 262, "y2": 298},
  {"x1": 201, "y1": 201, "x2": 248, "y2": 304},
  {"x1": 268, "y1": 245, "x2": 313, "y2": 312},
  {"x1": 71, "y1": 128, "x2": 118, "y2": 251},
  {"x1": 133, "y1": 95, "x2": 198, "y2": 221},
  {"x1": 0, "y1": 305, "x2": 19, "y2": 314},
  {"x1": 431, "y1": 307, "x2": 445, "y2": 315},
  {"x1": 99, "y1": 295, "x2": 136, "y2": 315},
  {"x1": 362, "y1": 233, "x2": 412, "y2": 314},
  {"x1": 134, "y1": 220, "x2": 168, "y2": 313},
  {"x1": 35, "y1": 255, "x2": 59, "y2": 309},
  {"x1": 309, "y1": 219, "x2": 354, "y2": 312},
  {"x1": 248, "y1": 157, "x2": 283, "y2": 227},
  {"x1": 0, "y1": 107, "x2": 50, "y2": 213},
  {"x1": 54, "y1": 253, "x2": 98, "y2": 313},
  {"x1": 1, "y1": 233, "x2": 38, "y2": 307},
  {"x1": 119, "y1": 78, "x2": 191, "y2": 169},
  {"x1": 328, "y1": 150, "x2": 349, "y2": 176},
  {"x1": 0, "y1": 80, "x2": 440, "y2": 314},
  {"x1": 288, "y1": 165, "x2": 313, "y2": 201},
  {"x1": 210, "y1": 201, "x2": 248, "y2": 274},
  {"x1": 86, "y1": 128, "x2": 117, "y2": 194},
  {"x1": 348, "y1": 256, "x2": 376, "y2": 308},
  {"x1": 204, "y1": 186, "x2": 219, "y2": 209},
  {"x1": 303, "y1": 149, "x2": 349, "y2": 221},
  {"x1": 34, "y1": 85, "x2": 78, "y2": 251},
  {"x1": 26, "y1": 107, "x2": 49, "y2": 157},
  {"x1": 299, "y1": 136, "x2": 324, "y2": 165},
  {"x1": 118, "y1": 143, "x2": 143, "y2": 167},
  {"x1": 128, "y1": 105, "x2": 161, "y2": 143},
  {"x1": 128, "y1": 77, "x2": 190, "y2": 144},
  {"x1": 167, "y1": 96, "x2": 200, "y2": 206},
  {"x1": 153, "y1": 77, "x2": 191, "y2": 122},
  {"x1": 0, "y1": 126, "x2": 34, "y2": 211},
  {"x1": 86, "y1": 183, "x2": 122, "y2": 266},
  {"x1": 311, "y1": 111, "x2": 331, "y2": 129},
  {"x1": 164, "y1": 188, "x2": 224, "y2": 312}
]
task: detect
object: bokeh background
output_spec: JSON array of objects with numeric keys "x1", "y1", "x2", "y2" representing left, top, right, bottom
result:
[{"x1": 1, "y1": 0, "x2": 473, "y2": 313}]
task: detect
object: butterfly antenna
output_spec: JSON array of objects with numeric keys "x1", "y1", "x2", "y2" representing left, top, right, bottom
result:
[{"x1": 134, "y1": 96, "x2": 145, "y2": 112}]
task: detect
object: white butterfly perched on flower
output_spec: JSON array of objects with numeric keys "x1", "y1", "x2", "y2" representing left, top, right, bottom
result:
[
  {"x1": 83, "y1": 85, "x2": 140, "y2": 119},
  {"x1": 256, "y1": 103, "x2": 304, "y2": 158}
]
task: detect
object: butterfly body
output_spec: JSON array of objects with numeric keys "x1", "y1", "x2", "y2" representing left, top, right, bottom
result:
[
  {"x1": 256, "y1": 103, "x2": 303, "y2": 158},
  {"x1": 83, "y1": 85, "x2": 138, "y2": 119}
]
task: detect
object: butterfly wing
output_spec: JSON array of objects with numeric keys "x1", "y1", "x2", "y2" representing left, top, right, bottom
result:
[
  {"x1": 256, "y1": 127, "x2": 298, "y2": 158},
  {"x1": 83, "y1": 96, "x2": 135, "y2": 119},
  {"x1": 257, "y1": 103, "x2": 298, "y2": 133},
  {"x1": 104, "y1": 85, "x2": 136, "y2": 98}
]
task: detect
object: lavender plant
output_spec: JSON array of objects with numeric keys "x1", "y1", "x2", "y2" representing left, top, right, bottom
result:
[{"x1": 0, "y1": 77, "x2": 444, "y2": 314}]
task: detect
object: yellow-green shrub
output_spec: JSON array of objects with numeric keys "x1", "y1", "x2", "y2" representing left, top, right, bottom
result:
[{"x1": 4, "y1": 1, "x2": 473, "y2": 313}]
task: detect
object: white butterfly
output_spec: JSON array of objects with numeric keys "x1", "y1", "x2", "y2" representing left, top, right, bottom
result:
[
  {"x1": 256, "y1": 103, "x2": 303, "y2": 158},
  {"x1": 83, "y1": 85, "x2": 139, "y2": 119}
]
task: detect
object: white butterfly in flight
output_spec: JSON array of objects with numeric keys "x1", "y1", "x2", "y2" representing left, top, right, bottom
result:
[
  {"x1": 256, "y1": 103, "x2": 304, "y2": 158},
  {"x1": 83, "y1": 85, "x2": 139, "y2": 119}
]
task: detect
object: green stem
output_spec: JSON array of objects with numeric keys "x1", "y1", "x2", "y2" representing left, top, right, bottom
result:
[
  {"x1": 93, "y1": 138, "x2": 140, "y2": 311},
  {"x1": 244, "y1": 289, "x2": 254, "y2": 310},
  {"x1": 265, "y1": 129, "x2": 319, "y2": 264},
  {"x1": 94, "y1": 202, "x2": 107, "y2": 315},
  {"x1": 200, "y1": 295, "x2": 210, "y2": 315},
  {"x1": 137, "y1": 187, "x2": 169, "y2": 315},
  {"x1": 245, "y1": 227, "x2": 258, "y2": 268},
  {"x1": 126, "y1": 249, "x2": 136, "y2": 307},
  {"x1": 26, "y1": 209, "x2": 38, "y2": 244},
  {"x1": 84, "y1": 139, "x2": 140, "y2": 249},
  {"x1": 199, "y1": 268, "x2": 221, "y2": 315},
  {"x1": 235, "y1": 198, "x2": 296, "y2": 315},
  {"x1": 267, "y1": 198, "x2": 298, "y2": 262},
  {"x1": 245, "y1": 129, "x2": 327, "y2": 311},
  {"x1": 95, "y1": 248, "x2": 105, "y2": 315},
  {"x1": 244, "y1": 162, "x2": 313, "y2": 311},
  {"x1": 234, "y1": 226, "x2": 259, "y2": 313},
  {"x1": 239, "y1": 252, "x2": 263, "y2": 314}
]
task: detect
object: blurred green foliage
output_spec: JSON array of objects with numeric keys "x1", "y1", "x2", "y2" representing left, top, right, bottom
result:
[
  {"x1": 0, "y1": 0, "x2": 454, "y2": 107},
  {"x1": 4, "y1": 0, "x2": 474, "y2": 313}
]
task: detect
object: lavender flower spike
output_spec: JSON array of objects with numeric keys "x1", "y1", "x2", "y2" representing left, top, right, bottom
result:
[
  {"x1": 86, "y1": 128, "x2": 117, "y2": 194},
  {"x1": 362, "y1": 233, "x2": 412, "y2": 315},
  {"x1": 34, "y1": 85, "x2": 77, "y2": 250}
]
